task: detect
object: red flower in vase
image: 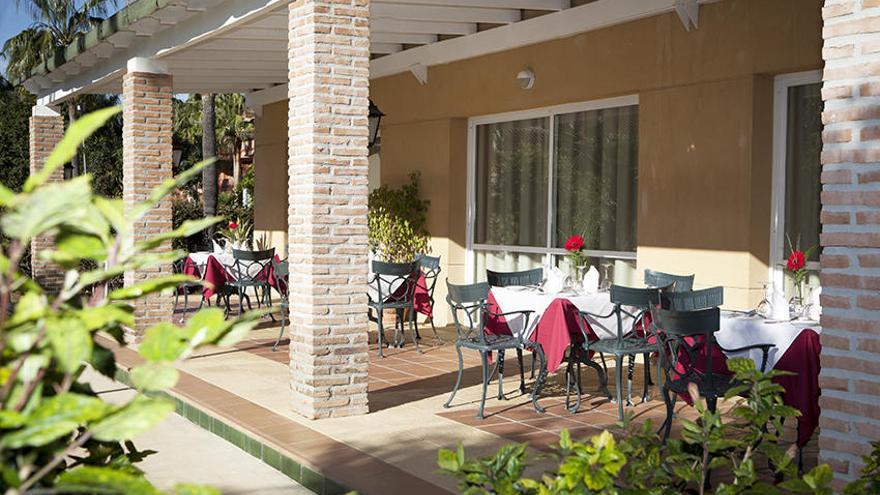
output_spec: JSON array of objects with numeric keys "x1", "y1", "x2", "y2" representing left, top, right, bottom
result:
[
  {"x1": 228, "y1": 222, "x2": 238, "y2": 230},
  {"x1": 565, "y1": 235, "x2": 585, "y2": 252},
  {"x1": 787, "y1": 250, "x2": 805, "y2": 271}
]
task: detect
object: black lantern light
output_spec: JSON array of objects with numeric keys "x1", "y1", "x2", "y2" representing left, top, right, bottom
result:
[{"x1": 368, "y1": 99, "x2": 384, "y2": 151}]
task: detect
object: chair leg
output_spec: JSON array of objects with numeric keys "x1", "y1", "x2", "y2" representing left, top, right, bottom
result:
[
  {"x1": 377, "y1": 309, "x2": 386, "y2": 358},
  {"x1": 272, "y1": 312, "x2": 286, "y2": 351},
  {"x1": 529, "y1": 345, "x2": 547, "y2": 414},
  {"x1": 626, "y1": 354, "x2": 635, "y2": 407},
  {"x1": 641, "y1": 352, "x2": 651, "y2": 403},
  {"x1": 478, "y1": 351, "x2": 490, "y2": 419},
  {"x1": 564, "y1": 357, "x2": 575, "y2": 412},
  {"x1": 444, "y1": 343, "x2": 464, "y2": 409},
  {"x1": 660, "y1": 386, "x2": 674, "y2": 442},
  {"x1": 413, "y1": 309, "x2": 422, "y2": 341},
  {"x1": 530, "y1": 351, "x2": 536, "y2": 379},
  {"x1": 497, "y1": 350, "x2": 506, "y2": 400},
  {"x1": 394, "y1": 309, "x2": 403, "y2": 348},
  {"x1": 409, "y1": 307, "x2": 422, "y2": 353},
  {"x1": 600, "y1": 352, "x2": 608, "y2": 376},
  {"x1": 430, "y1": 316, "x2": 443, "y2": 344},
  {"x1": 516, "y1": 348, "x2": 526, "y2": 395},
  {"x1": 615, "y1": 354, "x2": 624, "y2": 421}
]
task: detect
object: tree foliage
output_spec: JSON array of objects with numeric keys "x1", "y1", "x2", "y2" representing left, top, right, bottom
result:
[
  {"x1": 368, "y1": 172, "x2": 430, "y2": 263},
  {"x1": 0, "y1": 78, "x2": 34, "y2": 193},
  {"x1": 0, "y1": 108, "x2": 260, "y2": 494}
]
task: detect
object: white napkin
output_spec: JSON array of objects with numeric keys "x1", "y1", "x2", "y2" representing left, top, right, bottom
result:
[
  {"x1": 771, "y1": 289, "x2": 789, "y2": 321},
  {"x1": 212, "y1": 240, "x2": 224, "y2": 254},
  {"x1": 808, "y1": 286, "x2": 822, "y2": 321},
  {"x1": 543, "y1": 266, "x2": 567, "y2": 294},
  {"x1": 582, "y1": 265, "x2": 599, "y2": 294}
]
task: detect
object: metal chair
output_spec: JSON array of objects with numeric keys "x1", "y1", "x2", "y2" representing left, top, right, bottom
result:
[
  {"x1": 367, "y1": 260, "x2": 420, "y2": 358},
  {"x1": 172, "y1": 258, "x2": 207, "y2": 322},
  {"x1": 653, "y1": 307, "x2": 775, "y2": 441},
  {"x1": 223, "y1": 248, "x2": 276, "y2": 318},
  {"x1": 417, "y1": 254, "x2": 443, "y2": 343},
  {"x1": 586, "y1": 285, "x2": 666, "y2": 420},
  {"x1": 644, "y1": 269, "x2": 695, "y2": 292},
  {"x1": 270, "y1": 258, "x2": 289, "y2": 351},
  {"x1": 486, "y1": 267, "x2": 544, "y2": 288},
  {"x1": 444, "y1": 281, "x2": 547, "y2": 419},
  {"x1": 564, "y1": 310, "x2": 612, "y2": 414},
  {"x1": 486, "y1": 267, "x2": 544, "y2": 377},
  {"x1": 661, "y1": 286, "x2": 724, "y2": 312}
]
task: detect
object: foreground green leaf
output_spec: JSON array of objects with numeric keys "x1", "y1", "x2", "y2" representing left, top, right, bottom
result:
[{"x1": 91, "y1": 397, "x2": 175, "y2": 442}]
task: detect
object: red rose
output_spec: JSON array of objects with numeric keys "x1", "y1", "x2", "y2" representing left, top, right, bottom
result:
[
  {"x1": 229, "y1": 222, "x2": 238, "y2": 230},
  {"x1": 565, "y1": 235, "x2": 584, "y2": 252},
  {"x1": 787, "y1": 250, "x2": 805, "y2": 271}
]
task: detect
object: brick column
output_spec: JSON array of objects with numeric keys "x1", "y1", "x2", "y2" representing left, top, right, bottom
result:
[
  {"x1": 287, "y1": 0, "x2": 371, "y2": 419},
  {"x1": 122, "y1": 59, "x2": 174, "y2": 337},
  {"x1": 28, "y1": 105, "x2": 65, "y2": 293},
  {"x1": 819, "y1": 0, "x2": 880, "y2": 487}
]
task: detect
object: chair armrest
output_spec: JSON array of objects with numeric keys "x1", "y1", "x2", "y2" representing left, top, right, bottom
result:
[
  {"x1": 718, "y1": 343, "x2": 776, "y2": 372},
  {"x1": 580, "y1": 309, "x2": 615, "y2": 320},
  {"x1": 484, "y1": 308, "x2": 535, "y2": 320}
]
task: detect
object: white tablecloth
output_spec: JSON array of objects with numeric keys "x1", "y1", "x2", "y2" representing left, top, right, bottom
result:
[
  {"x1": 491, "y1": 286, "x2": 822, "y2": 372},
  {"x1": 717, "y1": 314, "x2": 821, "y2": 371},
  {"x1": 490, "y1": 287, "x2": 628, "y2": 340}
]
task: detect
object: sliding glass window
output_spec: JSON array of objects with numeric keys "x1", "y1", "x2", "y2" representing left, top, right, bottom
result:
[{"x1": 470, "y1": 98, "x2": 639, "y2": 282}]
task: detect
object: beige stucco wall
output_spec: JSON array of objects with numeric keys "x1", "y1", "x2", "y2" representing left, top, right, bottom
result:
[
  {"x1": 253, "y1": 99, "x2": 289, "y2": 256},
  {"x1": 369, "y1": 0, "x2": 822, "y2": 311},
  {"x1": 252, "y1": 0, "x2": 823, "y2": 317}
]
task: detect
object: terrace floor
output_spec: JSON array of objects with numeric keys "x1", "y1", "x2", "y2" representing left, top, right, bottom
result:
[{"x1": 109, "y1": 319, "x2": 818, "y2": 494}]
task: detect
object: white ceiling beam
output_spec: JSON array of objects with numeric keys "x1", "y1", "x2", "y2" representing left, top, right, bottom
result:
[
  {"x1": 371, "y1": 18, "x2": 477, "y2": 35},
  {"x1": 674, "y1": 0, "x2": 699, "y2": 31},
  {"x1": 193, "y1": 38, "x2": 286, "y2": 52},
  {"x1": 372, "y1": 3, "x2": 520, "y2": 24},
  {"x1": 173, "y1": 49, "x2": 286, "y2": 62},
  {"x1": 374, "y1": 0, "x2": 569, "y2": 9},
  {"x1": 370, "y1": 0, "x2": 710, "y2": 79},
  {"x1": 245, "y1": 84, "x2": 287, "y2": 107},
  {"x1": 130, "y1": 17, "x2": 163, "y2": 36},
  {"x1": 371, "y1": 43, "x2": 403, "y2": 54},
  {"x1": 32, "y1": 0, "x2": 288, "y2": 102},
  {"x1": 370, "y1": 32, "x2": 437, "y2": 44},
  {"x1": 219, "y1": 27, "x2": 286, "y2": 41},
  {"x1": 247, "y1": 14, "x2": 289, "y2": 30},
  {"x1": 165, "y1": 59, "x2": 286, "y2": 70},
  {"x1": 106, "y1": 30, "x2": 137, "y2": 49}
]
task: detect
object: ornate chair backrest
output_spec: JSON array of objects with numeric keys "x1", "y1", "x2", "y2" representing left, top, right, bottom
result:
[
  {"x1": 370, "y1": 260, "x2": 420, "y2": 304},
  {"x1": 230, "y1": 248, "x2": 275, "y2": 283},
  {"x1": 271, "y1": 259, "x2": 289, "y2": 298},
  {"x1": 608, "y1": 284, "x2": 667, "y2": 342},
  {"x1": 661, "y1": 286, "x2": 724, "y2": 312},
  {"x1": 644, "y1": 269, "x2": 695, "y2": 292},
  {"x1": 486, "y1": 268, "x2": 544, "y2": 287},
  {"x1": 446, "y1": 281, "x2": 490, "y2": 345},
  {"x1": 417, "y1": 254, "x2": 441, "y2": 300},
  {"x1": 653, "y1": 307, "x2": 721, "y2": 392}
]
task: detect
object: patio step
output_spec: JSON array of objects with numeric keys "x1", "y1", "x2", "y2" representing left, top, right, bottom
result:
[{"x1": 104, "y1": 337, "x2": 452, "y2": 495}]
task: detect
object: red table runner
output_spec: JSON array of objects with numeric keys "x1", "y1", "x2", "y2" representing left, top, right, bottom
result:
[{"x1": 182, "y1": 254, "x2": 284, "y2": 299}]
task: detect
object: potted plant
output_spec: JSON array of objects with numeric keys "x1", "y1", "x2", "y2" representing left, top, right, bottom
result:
[
  {"x1": 368, "y1": 172, "x2": 430, "y2": 263},
  {"x1": 221, "y1": 217, "x2": 251, "y2": 251}
]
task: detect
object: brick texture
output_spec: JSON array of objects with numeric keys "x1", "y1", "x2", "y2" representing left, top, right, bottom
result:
[
  {"x1": 122, "y1": 71, "x2": 174, "y2": 339},
  {"x1": 286, "y1": 0, "x2": 371, "y2": 419},
  {"x1": 820, "y1": 0, "x2": 880, "y2": 483},
  {"x1": 28, "y1": 110, "x2": 65, "y2": 293}
]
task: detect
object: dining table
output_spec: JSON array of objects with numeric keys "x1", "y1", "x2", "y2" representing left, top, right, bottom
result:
[
  {"x1": 483, "y1": 285, "x2": 822, "y2": 447},
  {"x1": 182, "y1": 251, "x2": 285, "y2": 299}
]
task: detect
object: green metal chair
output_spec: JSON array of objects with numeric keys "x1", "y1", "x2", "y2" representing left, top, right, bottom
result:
[
  {"x1": 585, "y1": 285, "x2": 666, "y2": 420},
  {"x1": 223, "y1": 248, "x2": 276, "y2": 318},
  {"x1": 644, "y1": 269, "x2": 695, "y2": 292},
  {"x1": 172, "y1": 258, "x2": 207, "y2": 322},
  {"x1": 417, "y1": 254, "x2": 443, "y2": 343},
  {"x1": 367, "y1": 260, "x2": 420, "y2": 358},
  {"x1": 270, "y1": 258, "x2": 289, "y2": 351},
  {"x1": 444, "y1": 281, "x2": 547, "y2": 419},
  {"x1": 486, "y1": 267, "x2": 544, "y2": 288},
  {"x1": 486, "y1": 267, "x2": 545, "y2": 378}
]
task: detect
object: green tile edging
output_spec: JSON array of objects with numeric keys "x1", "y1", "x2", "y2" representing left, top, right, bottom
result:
[{"x1": 114, "y1": 368, "x2": 353, "y2": 495}]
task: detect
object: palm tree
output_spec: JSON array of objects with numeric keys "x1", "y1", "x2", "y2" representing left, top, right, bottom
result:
[
  {"x1": 201, "y1": 94, "x2": 218, "y2": 225},
  {"x1": 215, "y1": 93, "x2": 254, "y2": 188},
  {"x1": 2, "y1": 0, "x2": 117, "y2": 175}
]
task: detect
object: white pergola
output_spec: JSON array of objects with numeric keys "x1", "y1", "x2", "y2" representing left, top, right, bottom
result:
[{"x1": 23, "y1": 0, "x2": 709, "y2": 106}]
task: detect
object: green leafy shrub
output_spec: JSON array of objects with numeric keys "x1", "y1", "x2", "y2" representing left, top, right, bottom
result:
[
  {"x1": 368, "y1": 172, "x2": 430, "y2": 263},
  {"x1": 0, "y1": 108, "x2": 261, "y2": 494},
  {"x1": 440, "y1": 358, "x2": 838, "y2": 494}
]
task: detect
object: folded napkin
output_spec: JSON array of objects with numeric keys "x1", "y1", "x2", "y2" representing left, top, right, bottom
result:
[
  {"x1": 771, "y1": 290, "x2": 789, "y2": 321},
  {"x1": 543, "y1": 266, "x2": 567, "y2": 294},
  {"x1": 212, "y1": 240, "x2": 224, "y2": 254},
  {"x1": 582, "y1": 265, "x2": 600, "y2": 294}
]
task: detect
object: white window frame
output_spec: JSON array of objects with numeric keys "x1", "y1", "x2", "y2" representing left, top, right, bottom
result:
[
  {"x1": 465, "y1": 95, "x2": 639, "y2": 282},
  {"x1": 769, "y1": 70, "x2": 823, "y2": 288}
]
